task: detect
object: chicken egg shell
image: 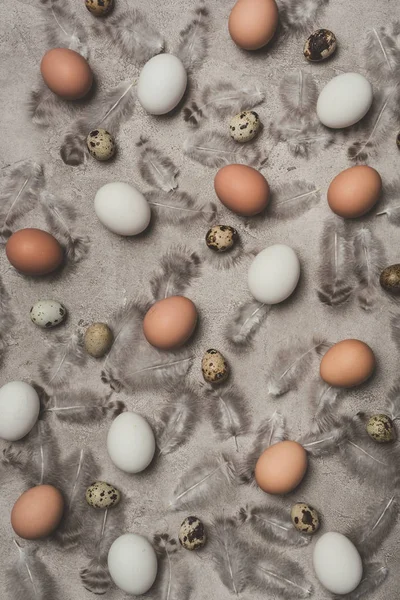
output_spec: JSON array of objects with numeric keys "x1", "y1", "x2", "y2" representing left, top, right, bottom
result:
[
  {"x1": 317, "y1": 73, "x2": 373, "y2": 129},
  {"x1": 0, "y1": 381, "x2": 40, "y2": 441},
  {"x1": 313, "y1": 532, "x2": 363, "y2": 594},
  {"x1": 107, "y1": 412, "x2": 155, "y2": 473},
  {"x1": 248, "y1": 244, "x2": 300, "y2": 304},
  {"x1": 94, "y1": 182, "x2": 151, "y2": 236},
  {"x1": 228, "y1": 0, "x2": 279, "y2": 50},
  {"x1": 320, "y1": 339, "x2": 375, "y2": 388},
  {"x1": 108, "y1": 533, "x2": 158, "y2": 595},
  {"x1": 137, "y1": 54, "x2": 187, "y2": 115}
]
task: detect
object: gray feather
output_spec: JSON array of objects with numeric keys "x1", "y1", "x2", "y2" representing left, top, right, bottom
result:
[
  {"x1": 385, "y1": 379, "x2": 400, "y2": 420},
  {"x1": 269, "y1": 180, "x2": 320, "y2": 220},
  {"x1": 225, "y1": 300, "x2": 270, "y2": 348},
  {"x1": 375, "y1": 178, "x2": 400, "y2": 225},
  {"x1": 5, "y1": 540, "x2": 59, "y2": 600},
  {"x1": 137, "y1": 136, "x2": 179, "y2": 192},
  {"x1": 38, "y1": 331, "x2": 86, "y2": 389},
  {"x1": 42, "y1": 1, "x2": 88, "y2": 57},
  {"x1": 176, "y1": 2, "x2": 210, "y2": 72},
  {"x1": 183, "y1": 130, "x2": 266, "y2": 168},
  {"x1": 152, "y1": 534, "x2": 192, "y2": 600},
  {"x1": 29, "y1": 84, "x2": 74, "y2": 128},
  {"x1": 146, "y1": 190, "x2": 217, "y2": 225},
  {"x1": 353, "y1": 227, "x2": 386, "y2": 311},
  {"x1": 155, "y1": 384, "x2": 198, "y2": 456},
  {"x1": 149, "y1": 245, "x2": 201, "y2": 301},
  {"x1": 270, "y1": 117, "x2": 334, "y2": 158},
  {"x1": 280, "y1": 0, "x2": 329, "y2": 33},
  {"x1": 364, "y1": 24, "x2": 400, "y2": 83},
  {"x1": 253, "y1": 546, "x2": 313, "y2": 598},
  {"x1": 348, "y1": 495, "x2": 399, "y2": 560},
  {"x1": 239, "y1": 504, "x2": 311, "y2": 547},
  {"x1": 279, "y1": 71, "x2": 318, "y2": 118},
  {"x1": 309, "y1": 379, "x2": 343, "y2": 432},
  {"x1": 205, "y1": 384, "x2": 251, "y2": 449},
  {"x1": 334, "y1": 563, "x2": 388, "y2": 600},
  {"x1": 43, "y1": 388, "x2": 125, "y2": 423},
  {"x1": 300, "y1": 418, "x2": 350, "y2": 457}
]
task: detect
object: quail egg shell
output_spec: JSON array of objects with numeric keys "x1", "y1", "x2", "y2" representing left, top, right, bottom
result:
[
  {"x1": 30, "y1": 300, "x2": 67, "y2": 328},
  {"x1": 206, "y1": 225, "x2": 238, "y2": 252},
  {"x1": 201, "y1": 349, "x2": 229, "y2": 384},
  {"x1": 380, "y1": 264, "x2": 400, "y2": 294},
  {"x1": 179, "y1": 516, "x2": 206, "y2": 550},
  {"x1": 230, "y1": 111, "x2": 260, "y2": 143},
  {"x1": 84, "y1": 322, "x2": 113, "y2": 358},
  {"x1": 85, "y1": 0, "x2": 114, "y2": 16},
  {"x1": 86, "y1": 481, "x2": 121, "y2": 509},
  {"x1": 367, "y1": 414, "x2": 396, "y2": 443},
  {"x1": 304, "y1": 29, "x2": 337, "y2": 62},
  {"x1": 87, "y1": 129, "x2": 116, "y2": 161},
  {"x1": 291, "y1": 502, "x2": 320, "y2": 534}
]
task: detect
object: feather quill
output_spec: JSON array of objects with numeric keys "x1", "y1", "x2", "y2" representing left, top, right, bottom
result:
[
  {"x1": 40, "y1": 192, "x2": 90, "y2": 264},
  {"x1": 238, "y1": 412, "x2": 286, "y2": 484},
  {"x1": 184, "y1": 81, "x2": 264, "y2": 127},
  {"x1": 137, "y1": 136, "x2": 179, "y2": 192},
  {"x1": 155, "y1": 384, "x2": 198, "y2": 456},
  {"x1": 348, "y1": 495, "x2": 399, "y2": 559},
  {"x1": 375, "y1": 179, "x2": 400, "y2": 225},
  {"x1": 386, "y1": 380, "x2": 400, "y2": 420},
  {"x1": 266, "y1": 336, "x2": 329, "y2": 398},
  {"x1": 279, "y1": 0, "x2": 329, "y2": 33},
  {"x1": 279, "y1": 71, "x2": 318, "y2": 118},
  {"x1": 268, "y1": 180, "x2": 320, "y2": 220},
  {"x1": 43, "y1": 1, "x2": 88, "y2": 57},
  {"x1": 38, "y1": 331, "x2": 86, "y2": 389},
  {"x1": 43, "y1": 389, "x2": 125, "y2": 423},
  {"x1": 91, "y1": 8, "x2": 164, "y2": 65},
  {"x1": 205, "y1": 384, "x2": 251, "y2": 450},
  {"x1": 253, "y1": 547, "x2": 313, "y2": 598},
  {"x1": 5, "y1": 540, "x2": 58, "y2": 600},
  {"x1": 239, "y1": 504, "x2": 311, "y2": 547},
  {"x1": 183, "y1": 130, "x2": 265, "y2": 168},
  {"x1": 317, "y1": 218, "x2": 355, "y2": 306},
  {"x1": 299, "y1": 418, "x2": 350, "y2": 457},
  {"x1": 152, "y1": 534, "x2": 192, "y2": 600},
  {"x1": 334, "y1": 563, "x2": 388, "y2": 600},
  {"x1": 176, "y1": 2, "x2": 209, "y2": 72},
  {"x1": 225, "y1": 300, "x2": 270, "y2": 348},
  {"x1": 169, "y1": 454, "x2": 235, "y2": 510},
  {"x1": 353, "y1": 227, "x2": 386, "y2": 311},
  {"x1": 0, "y1": 161, "x2": 43, "y2": 242},
  {"x1": 145, "y1": 190, "x2": 217, "y2": 225},
  {"x1": 149, "y1": 245, "x2": 201, "y2": 301},
  {"x1": 364, "y1": 24, "x2": 400, "y2": 83}
]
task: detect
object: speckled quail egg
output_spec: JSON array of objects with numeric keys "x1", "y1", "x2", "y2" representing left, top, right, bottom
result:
[
  {"x1": 367, "y1": 414, "x2": 396, "y2": 443},
  {"x1": 291, "y1": 503, "x2": 320, "y2": 534},
  {"x1": 179, "y1": 516, "x2": 206, "y2": 550},
  {"x1": 206, "y1": 225, "x2": 238, "y2": 253},
  {"x1": 85, "y1": 0, "x2": 114, "y2": 16},
  {"x1": 85, "y1": 481, "x2": 121, "y2": 509},
  {"x1": 86, "y1": 129, "x2": 116, "y2": 161},
  {"x1": 229, "y1": 111, "x2": 260, "y2": 143},
  {"x1": 304, "y1": 29, "x2": 337, "y2": 62},
  {"x1": 380, "y1": 264, "x2": 400, "y2": 294},
  {"x1": 30, "y1": 300, "x2": 67, "y2": 328},
  {"x1": 201, "y1": 349, "x2": 229, "y2": 384},
  {"x1": 84, "y1": 322, "x2": 113, "y2": 358}
]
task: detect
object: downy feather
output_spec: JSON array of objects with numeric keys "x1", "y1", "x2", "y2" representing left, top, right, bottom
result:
[
  {"x1": 205, "y1": 384, "x2": 251, "y2": 450},
  {"x1": 155, "y1": 384, "x2": 198, "y2": 456},
  {"x1": 91, "y1": 8, "x2": 164, "y2": 65},
  {"x1": 184, "y1": 81, "x2": 264, "y2": 127},
  {"x1": 238, "y1": 412, "x2": 286, "y2": 484},
  {"x1": 169, "y1": 454, "x2": 235, "y2": 510},
  {"x1": 334, "y1": 563, "x2": 388, "y2": 600},
  {"x1": 270, "y1": 117, "x2": 334, "y2": 158},
  {"x1": 279, "y1": 0, "x2": 329, "y2": 34},
  {"x1": 183, "y1": 130, "x2": 266, "y2": 168},
  {"x1": 176, "y1": 2, "x2": 210, "y2": 72},
  {"x1": 279, "y1": 71, "x2": 318, "y2": 118},
  {"x1": 266, "y1": 336, "x2": 329, "y2": 398},
  {"x1": 353, "y1": 227, "x2": 386, "y2": 311},
  {"x1": 137, "y1": 136, "x2": 179, "y2": 192},
  {"x1": 0, "y1": 273, "x2": 16, "y2": 366},
  {"x1": 348, "y1": 495, "x2": 399, "y2": 559},
  {"x1": 375, "y1": 178, "x2": 400, "y2": 225},
  {"x1": 29, "y1": 84, "x2": 74, "y2": 127},
  {"x1": 317, "y1": 218, "x2": 355, "y2": 306},
  {"x1": 43, "y1": 1, "x2": 88, "y2": 57},
  {"x1": 385, "y1": 380, "x2": 400, "y2": 420},
  {"x1": 201, "y1": 236, "x2": 252, "y2": 271},
  {"x1": 299, "y1": 419, "x2": 350, "y2": 457},
  {"x1": 149, "y1": 245, "x2": 201, "y2": 301},
  {"x1": 309, "y1": 379, "x2": 343, "y2": 432},
  {"x1": 38, "y1": 331, "x2": 86, "y2": 389},
  {"x1": 5, "y1": 540, "x2": 58, "y2": 600},
  {"x1": 268, "y1": 180, "x2": 320, "y2": 220},
  {"x1": 40, "y1": 191, "x2": 90, "y2": 264},
  {"x1": 152, "y1": 534, "x2": 192, "y2": 600},
  {"x1": 364, "y1": 24, "x2": 400, "y2": 83},
  {"x1": 0, "y1": 161, "x2": 43, "y2": 242},
  {"x1": 239, "y1": 504, "x2": 311, "y2": 547},
  {"x1": 253, "y1": 546, "x2": 313, "y2": 598},
  {"x1": 210, "y1": 516, "x2": 254, "y2": 595},
  {"x1": 145, "y1": 190, "x2": 217, "y2": 225},
  {"x1": 43, "y1": 388, "x2": 125, "y2": 423},
  {"x1": 225, "y1": 300, "x2": 270, "y2": 348}
]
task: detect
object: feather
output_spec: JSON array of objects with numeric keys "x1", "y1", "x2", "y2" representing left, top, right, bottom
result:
[
  {"x1": 176, "y1": 2, "x2": 209, "y2": 72},
  {"x1": 28, "y1": 84, "x2": 74, "y2": 128},
  {"x1": 309, "y1": 379, "x2": 343, "y2": 432},
  {"x1": 210, "y1": 516, "x2": 253, "y2": 595},
  {"x1": 375, "y1": 179, "x2": 400, "y2": 225},
  {"x1": 390, "y1": 313, "x2": 400, "y2": 353},
  {"x1": 270, "y1": 117, "x2": 334, "y2": 158},
  {"x1": 152, "y1": 534, "x2": 192, "y2": 600},
  {"x1": 0, "y1": 274, "x2": 16, "y2": 367},
  {"x1": 0, "y1": 161, "x2": 44, "y2": 242},
  {"x1": 183, "y1": 130, "x2": 266, "y2": 168},
  {"x1": 279, "y1": 0, "x2": 329, "y2": 33},
  {"x1": 279, "y1": 71, "x2": 318, "y2": 118},
  {"x1": 268, "y1": 180, "x2": 320, "y2": 220},
  {"x1": 183, "y1": 81, "x2": 264, "y2": 127},
  {"x1": 317, "y1": 218, "x2": 355, "y2": 306},
  {"x1": 348, "y1": 495, "x2": 399, "y2": 560},
  {"x1": 38, "y1": 331, "x2": 86, "y2": 389},
  {"x1": 335, "y1": 563, "x2": 388, "y2": 600},
  {"x1": 225, "y1": 300, "x2": 270, "y2": 348},
  {"x1": 237, "y1": 412, "x2": 286, "y2": 484},
  {"x1": 253, "y1": 547, "x2": 313, "y2": 598},
  {"x1": 201, "y1": 235, "x2": 251, "y2": 271},
  {"x1": 155, "y1": 383, "x2": 198, "y2": 455},
  {"x1": 353, "y1": 227, "x2": 386, "y2": 311},
  {"x1": 149, "y1": 245, "x2": 201, "y2": 301},
  {"x1": 53, "y1": 449, "x2": 100, "y2": 549},
  {"x1": 364, "y1": 24, "x2": 400, "y2": 83},
  {"x1": 299, "y1": 419, "x2": 350, "y2": 457},
  {"x1": 91, "y1": 8, "x2": 164, "y2": 65},
  {"x1": 169, "y1": 454, "x2": 235, "y2": 510},
  {"x1": 266, "y1": 336, "x2": 329, "y2": 398},
  {"x1": 5, "y1": 540, "x2": 58, "y2": 600},
  {"x1": 348, "y1": 86, "x2": 399, "y2": 162},
  {"x1": 146, "y1": 190, "x2": 217, "y2": 225},
  {"x1": 239, "y1": 504, "x2": 311, "y2": 547},
  {"x1": 136, "y1": 136, "x2": 179, "y2": 192},
  {"x1": 43, "y1": 1, "x2": 88, "y2": 58},
  {"x1": 205, "y1": 384, "x2": 251, "y2": 450},
  {"x1": 59, "y1": 119, "x2": 89, "y2": 167},
  {"x1": 386, "y1": 380, "x2": 400, "y2": 420},
  {"x1": 80, "y1": 505, "x2": 125, "y2": 595},
  {"x1": 43, "y1": 388, "x2": 125, "y2": 423},
  {"x1": 40, "y1": 191, "x2": 90, "y2": 264}
]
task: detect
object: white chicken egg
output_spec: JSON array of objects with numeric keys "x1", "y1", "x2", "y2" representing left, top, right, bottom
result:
[
  {"x1": 248, "y1": 244, "x2": 300, "y2": 304},
  {"x1": 317, "y1": 73, "x2": 373, "y2": 128},
  {"x1": 107, "y1": 412, "x2": 155, "y2": 473},
  {"x1": 313, "y1": 532, "x2": 363, "y2": 594},
  {"x1": 94, "y1": 182, "x2": 151, "y2": 236},
  {"x1": 108, "y1": 533, "x2": 158, "y2": 595},
  {"x1": 0, "y1": 381, "x2": 40, "y2": 441},
  {"x1": 137, "y1": 54, "x2": 187, "y2": 115}
]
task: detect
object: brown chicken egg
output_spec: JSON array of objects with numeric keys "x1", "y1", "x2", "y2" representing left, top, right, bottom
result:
[
  {"x1": 214, "y1": 164, "x2": 270, "y2": 216},
  {"x1": 40, "y1": 48, "x2": 93, "y2": 100},
  {"x1": 11, "y1": 485, "x2": 64, "y2": 539},
  {"x1": 6, "y1": 228, "x2": 63, "y2": 276},
  {"x1": 255, "y1": 441, "x2": 308, "y2": 494},
  {"x1": 327, "y1": 166, "x2": 382, "y2": 218},
  {"x1": 320, "y1": 339, "x2": 376, "y2": 388},
  {"x1": 228, "y1": 0, "x2": 279, "y2": 50},
  {"x1": 143, "y1": 296, "x2": 197, "y2": 350}
]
